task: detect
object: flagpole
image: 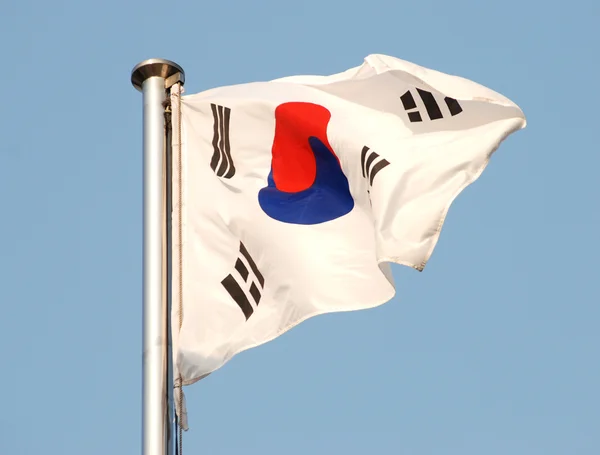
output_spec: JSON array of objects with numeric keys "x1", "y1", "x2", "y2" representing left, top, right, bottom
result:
[{"x1": 131, "y1": 59, "x2": 185, "y2": 455}]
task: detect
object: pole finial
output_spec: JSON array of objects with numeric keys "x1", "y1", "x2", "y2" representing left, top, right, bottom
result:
[{"x1": 131, "y1": 58, "x2": 185, "y2": 91}]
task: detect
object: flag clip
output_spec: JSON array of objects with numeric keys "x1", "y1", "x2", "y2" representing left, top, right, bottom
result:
[{"x1": 165, "y1": 72, "x2": 184, "y2": 89}]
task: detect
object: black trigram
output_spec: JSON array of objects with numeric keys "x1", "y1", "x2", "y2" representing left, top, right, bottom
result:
[
  {"x1": 361, "y1": 146, "x2": 390, "y2": 186},
  {"x1": 209, "y1": 103, "x2": 235, "y2": 179},
  {"x1": 221, "y1": 242, "x2": 264, "y2": 320},
  {"x1": 400, "y1": 88, "x2": 463, "y2": 123}
]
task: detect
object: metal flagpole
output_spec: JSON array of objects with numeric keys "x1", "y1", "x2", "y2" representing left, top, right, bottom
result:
[{"x1": 131, "y1": 59, "x2": 185, "y2": 455}]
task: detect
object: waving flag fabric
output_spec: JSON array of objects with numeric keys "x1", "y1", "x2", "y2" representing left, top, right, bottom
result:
[{"x1": 170, "y1": 54, "x2": 526, "y2": 427}]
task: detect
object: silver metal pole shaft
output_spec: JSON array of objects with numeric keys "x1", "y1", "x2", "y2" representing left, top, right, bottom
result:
[{"x1": 131, "y1": 59, "x2": 185, "y2": 455}]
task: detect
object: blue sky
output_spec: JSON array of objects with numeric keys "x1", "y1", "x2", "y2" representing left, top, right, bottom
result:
[{"x1": 1, "y1": 0, "x2": 599, "y2": 454}]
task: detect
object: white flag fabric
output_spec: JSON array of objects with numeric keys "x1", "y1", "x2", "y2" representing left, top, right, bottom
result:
[{"x1": 170, "y1": 54, "x2": 525, "y2": 427}]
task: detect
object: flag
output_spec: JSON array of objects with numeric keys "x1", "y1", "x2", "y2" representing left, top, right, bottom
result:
[{"x1": 170, "y1": 54, "x2": 526, "y2": 427}]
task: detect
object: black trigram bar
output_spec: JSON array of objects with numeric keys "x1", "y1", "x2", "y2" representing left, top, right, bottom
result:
[
  {"x1": 444, "y1": 96, "x2": 463, "y2": 116},
  {"x1": 221, "y1": 274, "x2": 253, "y2": 320},
  {"x1": 209, "y1": 103, "x2": 235, "y2": 179},
  {"x1": 400, "y1": 91, "x2": 422, "y2": 122},
  {"x1": 221, "y1": 242, "x2": 265, "y2": 320},
  {"x1": 361, "y1": 146, "x2": 390, "y2": 186},
  {"x1": 416, "y1": 88, "x2": 443, "y2": 120},
  {"x1": 239, "y1": 242, "x2": 264, "y2": 287},
  {"x1": 400, "y1": 90, "x2": 417, "y2": 110},
  {"x1": 400, "y1": 89, "x2": 463, "y2": 122}
]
